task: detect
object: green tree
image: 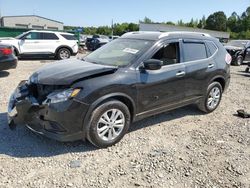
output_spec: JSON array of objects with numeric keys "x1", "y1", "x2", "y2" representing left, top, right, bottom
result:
[
  {"x1": 205, "y1": 11, "x2": 227, "y2": 31},
  {"x1": 240, "y1": 8, "x2": 250, "y2": 31},
  {"x1": 165, "y1": 21, "x2": 175, "y2": 25},
  {"x1": 227, "y1": 12, "x2": 240, "y2": 32},
  {"x1": 127, "y1": 23, "x2": 139, "y2": 32},
  {"x1": 186, "y1": 18, "x2": 198, "y2": 27},
  {"x1": 141, "y1": 17, "x2": 153, "y2": 23},
  {"x1": 96, "y1": 26, "x2": 112, "y2": 35},
  {"x1": 177, "y1": 20, "x2": 185, "y2": 26}
]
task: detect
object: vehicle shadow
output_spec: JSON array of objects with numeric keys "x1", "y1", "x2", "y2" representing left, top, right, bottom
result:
[
  {"x1": 0, "y1": 71, "x2": 10, "y2": 78},
  {"x1": 0, "y1": 105, "x2": 203, "y2": 158},
  {"x1": 0, "y1": 112, "x2": 96, "y2": 158},
  {"x1": 130, "y1": 105, "x2": 203, "y2": 132}
]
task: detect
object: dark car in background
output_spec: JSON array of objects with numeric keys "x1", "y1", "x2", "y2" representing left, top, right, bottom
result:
[
  {"x1": 0, "y1": 44, "x2": 17, "y2": 71},
  {"x1": 8, "y1": 31, "x2": 231, "y2": 148},
  {"x1": 85, "y1": 35, "x2": 110, "y2": 51},
  {"x1": 225, "y1": 40, "x2": 250, "y2": 66}
]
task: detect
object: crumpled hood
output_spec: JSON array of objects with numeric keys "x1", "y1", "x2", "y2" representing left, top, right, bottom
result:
[{"x1": 30, "y1": 59, "x2": 117, "y2": 85}]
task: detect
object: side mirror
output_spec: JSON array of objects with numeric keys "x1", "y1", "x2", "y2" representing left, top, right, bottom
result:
[{"x1": 143, "y1": 59, "x2": 163, "y2": 70}]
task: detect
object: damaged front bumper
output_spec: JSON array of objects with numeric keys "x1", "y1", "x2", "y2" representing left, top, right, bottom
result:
[{"x1": 8, "y1": 81, "x2": 89, "y2": 142}]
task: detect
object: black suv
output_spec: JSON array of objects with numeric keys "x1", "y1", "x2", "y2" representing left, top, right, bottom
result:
[
  {"x1": 85, "y1": 35, "x2": 109, "y2": 51},
  {"x1": 225, "y1": 40, "x2": 250, "y2": 66},
  {"x1": 8, "y1": 32, "x2": 231, "y2": 148}
]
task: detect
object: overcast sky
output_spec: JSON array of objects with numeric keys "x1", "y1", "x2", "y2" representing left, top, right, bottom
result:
[{"x1": 0, "y1": 0, "x2": 249, "y2": 27}]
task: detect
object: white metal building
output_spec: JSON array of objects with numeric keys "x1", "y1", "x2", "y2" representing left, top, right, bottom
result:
[
  {"x1": 0, "y1": 15, "x2": 64, "y2": 30},
  {"x1": 140, "y1": 23, "x2": 230, "y2": 40}
]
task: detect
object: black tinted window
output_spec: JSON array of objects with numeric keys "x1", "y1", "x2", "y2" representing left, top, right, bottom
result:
[
  {"x1": 61, "y1": 34, "x2": 77, "y2": 40},
  {"x1": 183, "y1": 42, "x2": 207, "y2": 62},
  {"x1": 152, "y1": 42, "x2": 179, "y2": 66},
  {"x1": 42, "y1": 33, "x2": 59, "y2": 40},
  {"x1": 206, "y1": 41, "x2": 218, "y2": 56}
]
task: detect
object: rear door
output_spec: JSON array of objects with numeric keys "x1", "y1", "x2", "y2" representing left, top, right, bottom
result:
[
  {"x1": 181, "y1": 39, "x2": 217, "y2": 99},
  {"x1": 39, "y1": 32, "x2": 60, "y2": 53}
]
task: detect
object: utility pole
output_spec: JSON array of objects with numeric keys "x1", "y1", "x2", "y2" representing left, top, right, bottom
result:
[
  {"x1": 111, "y1": 19, "x2": 114, "y2": 38},
  {"x1": 0, "y1": 0, "x2": 2, "y2": 27},
  {"x1": 0, "y1": 0, "x2": 2, "y2": 18}
]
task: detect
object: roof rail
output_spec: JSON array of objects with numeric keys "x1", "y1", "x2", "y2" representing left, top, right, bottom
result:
[
  {"x1": 159, "y1": 31, "x2": 211, "y2": 39},
  {"x1": 122, "y1": 31, "x2": 157, "y2": 36}
]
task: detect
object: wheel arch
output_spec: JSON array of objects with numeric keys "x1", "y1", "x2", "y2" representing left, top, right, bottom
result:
[
  {"x1": 55, "y1": 45, "x2": 73, "y2": 55},
  {"x1": 82, "y1": 93, "x2": 136, "y2": 137},
  {"x1": 209, "y1": 76, "x2": 226, "y2": 92}
]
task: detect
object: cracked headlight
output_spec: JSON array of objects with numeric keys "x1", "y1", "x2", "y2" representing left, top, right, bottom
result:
[{"x1": 46, "y1": 88, "x2": 81, "y2": 104}]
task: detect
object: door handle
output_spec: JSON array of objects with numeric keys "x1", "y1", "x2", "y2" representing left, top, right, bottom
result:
[
  {"x1": 208, "y1": 64, "x2": 214, "y2": 68},
  {"x1": 176, "y1": 71, "x2": 186, "y2": 77}
]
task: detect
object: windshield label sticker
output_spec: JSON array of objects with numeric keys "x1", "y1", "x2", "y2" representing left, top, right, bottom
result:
[{"x1": 123, "y1": 48, "x2": 139, "y2": 54}]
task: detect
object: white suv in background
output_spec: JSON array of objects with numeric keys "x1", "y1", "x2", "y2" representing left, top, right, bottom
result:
[{"x1": 0, "y1": 30, "x2": 78, "y2": 60}]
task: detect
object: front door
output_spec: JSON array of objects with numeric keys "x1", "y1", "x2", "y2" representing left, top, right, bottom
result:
[
  {"x1": 244, "y1": 47, "x2": 250, "y2": 62},
  {"x1": 136, "y1": 40, "x2": 187, "y2": 114},
  {"x1": 19, "y1": 32, "x2": 43, "y2": 53}
]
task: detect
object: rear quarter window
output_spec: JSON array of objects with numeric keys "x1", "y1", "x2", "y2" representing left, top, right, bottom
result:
[
  {"x1": 206, "y1": 41, "x2": 218, "y2": 56},
  {"x1": 183, "y1": 42, "x2": 207, "y2": 62},
  {"x1": 61, "y1": 34, "x2": 77, "y2": 40}
]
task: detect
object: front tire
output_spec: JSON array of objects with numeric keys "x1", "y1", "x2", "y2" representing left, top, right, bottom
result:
[
  {"x1": 235, "y1": 56, "x2": 243, "y2": 66},
  {"x1": 197, "y1": 82, "x2": 223, "y2": 113},
  {"x1": 87, "y1": 100, "x2": 131, "y2": 148},
  {"x1": 245, "y1": 67, "x2": 249, "y2": 73},
  {"x1": 57, "y1": 48, "x2": 71, "y2": 60}
]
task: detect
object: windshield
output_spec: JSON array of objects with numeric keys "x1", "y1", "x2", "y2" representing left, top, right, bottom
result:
[
  {"x1": 84, "y1": 38, "x2": 154, "y2": 67},
  {"x1": 226, "y1": 40, "x2": 249, "y2": 48}
]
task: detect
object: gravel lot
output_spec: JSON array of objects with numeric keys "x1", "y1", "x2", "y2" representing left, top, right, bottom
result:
[{"x1": 0, "y1": 57, "x2": 249, "y2": 188}]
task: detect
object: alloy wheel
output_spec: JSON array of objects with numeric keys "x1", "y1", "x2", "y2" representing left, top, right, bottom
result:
[
  {"x1": 97, "y1": 109, "x2": 125, "y2": 141},
  {"x1": 207, "y1": 87, "x2": 221, "y2": 110},
  {"x1": 59, "y1": 49, "x2": 70, "y2": 59}
]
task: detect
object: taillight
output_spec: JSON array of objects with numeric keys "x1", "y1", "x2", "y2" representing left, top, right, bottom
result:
[
  {"x1": 0, "y1": 48, "x2": 13, "y2": 55},
  {"x1": 225, "y1": 53, "x2": 232, "y2": 65}
]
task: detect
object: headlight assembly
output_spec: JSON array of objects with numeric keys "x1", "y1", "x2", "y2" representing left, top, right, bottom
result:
[{"x1": 46, "y1": 88, "x2": 81, "y2": 104}]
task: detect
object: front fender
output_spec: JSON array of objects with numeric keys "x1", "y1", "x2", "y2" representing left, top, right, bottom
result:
[{"x1": 81, "y1": 92, "x2": 136, "y2": 138}]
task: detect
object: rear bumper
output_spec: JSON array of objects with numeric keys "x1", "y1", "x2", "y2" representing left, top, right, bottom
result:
[
  {"x1": 0, "y1": 56, "x2": 17, "y2": 70},
  {"x1": 8, "y1": 81, "x2": 90, "y2": 142}
]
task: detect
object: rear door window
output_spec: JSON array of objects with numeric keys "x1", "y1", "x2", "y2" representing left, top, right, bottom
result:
[
  {"x1": 182, "y1": 41, "x2": 207, "y2": 62},
  {"x1": 42, "y1": 33, "x2": 59, "y2": 40}
]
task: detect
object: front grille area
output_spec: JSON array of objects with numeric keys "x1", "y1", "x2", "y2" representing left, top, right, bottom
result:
[{"x1": 28, "y1": 84, "x2": 66, "y2": 104}]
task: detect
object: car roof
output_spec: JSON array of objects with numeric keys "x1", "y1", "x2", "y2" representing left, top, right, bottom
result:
[
  {"x1": 29, "y1": 30, "x2": 74, "y2": 35},
  {"x1": 121, "y1": 31, "x2": 214, "y2": 41}
]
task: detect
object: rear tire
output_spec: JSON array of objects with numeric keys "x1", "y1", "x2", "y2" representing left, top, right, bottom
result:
[
  {"x1": 87, "y1": 100, "x2": 131, "y2": 148},
  {"x1": 197, "y1": 82, "x2": 223, "y2": 113},
  {"x1": 57, "y1": 48, "x2": 71, "y2": 60},
  {"x1": 245, "y1": 67, "x2": 250, "y2": 73}
]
